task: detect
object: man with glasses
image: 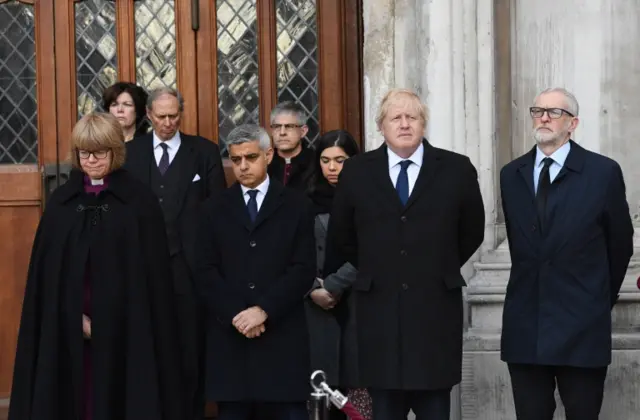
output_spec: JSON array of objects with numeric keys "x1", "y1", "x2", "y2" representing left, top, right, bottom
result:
[
  {"x1": 499, "y1": 88, "x2": 634, "y2": 420},
  {"x1": 267, "y1": 101, "x2": 314, "y2": 191}
]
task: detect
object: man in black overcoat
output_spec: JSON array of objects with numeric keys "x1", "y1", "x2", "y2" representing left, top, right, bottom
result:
[
  {"x1": 500, "y1": 88, "x2": 634, "y2": 420},
  {"x1": 9, "y1": 168, "x2": 183, "y2": 420},
  {"x1": 327, "y1": 88, "x2": 485, "y2": 420},
  {"x1": 196, "y1": 124, "x2": 315, "y2": 420},
  {"x1": 124, "y1": 87, "x2": 226, "y2": 420}
]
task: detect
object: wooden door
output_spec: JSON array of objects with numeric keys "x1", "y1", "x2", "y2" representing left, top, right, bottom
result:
[
  {"x1": 195, "y1": 0, "x2": 364, "y2": 155},
  {"x1": 0, "y1": 1, "x2": 57, "y2": 415}
]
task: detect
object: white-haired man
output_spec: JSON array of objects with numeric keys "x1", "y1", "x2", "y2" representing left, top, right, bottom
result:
[{"x1": 500, "y1": 88, "x2": 633, "y2": 419}]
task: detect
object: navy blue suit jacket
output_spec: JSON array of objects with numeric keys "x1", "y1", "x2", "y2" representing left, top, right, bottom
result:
[{"x1": 500, "y1": 140, "x2": 633, "y2": 367}]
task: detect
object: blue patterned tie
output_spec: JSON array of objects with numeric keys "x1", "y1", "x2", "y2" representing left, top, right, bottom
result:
[
  {"x1": 396, "y1": 160, "x2": 411, "y2": 205},
  {"x1": 158, "y1": 143, "x2": 170, "y2": 175},
  {"x1": 247, "y1": 190, "x2": 258, "y2": 222}
]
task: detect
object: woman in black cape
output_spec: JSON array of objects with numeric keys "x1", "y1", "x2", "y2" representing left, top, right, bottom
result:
[{"x1": 9, "y1": 112, "x2": 184, "y2": 420}]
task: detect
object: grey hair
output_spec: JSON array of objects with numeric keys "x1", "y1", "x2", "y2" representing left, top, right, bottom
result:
[
  {"x1": 269, "y1": 101, "x2": 307, "y2": 126},
  {"x1": 226, "y1": 124, "x2": 272, "y2": 151},
  {"x1": 147, "y1": 87, "x2": 184, "y2": 112},
  {"x1": 534, "y1": 87, "x2": 579, "y2": 116}
]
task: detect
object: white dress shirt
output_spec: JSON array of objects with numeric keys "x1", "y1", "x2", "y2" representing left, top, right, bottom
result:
[
  {"x1": 153, "y1": 131, "x2": 182, "y2": 166},
  {"x1": 388, "y1": 142, "x2": 424, "y2": 195},
  {"x1": 241, "y1": 175, "x2": 270, "y2": 212},
  {"x1": 533, "y1": 141, "x2": 571, "y2": 193}
]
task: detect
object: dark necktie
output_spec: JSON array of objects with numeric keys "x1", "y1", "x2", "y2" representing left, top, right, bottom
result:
[
  {"x1": 158, "y1": 143, "x2": 170, "y2": 175},
  {"x1": 396, "y1": 160, "x2": 411, "y2": 205},
  {"x1": 247, "y1": 190, "x2": 258, "y2": 222},
  {"x1": 535, "y1": 157, "x2": 554, "y2": 234}
]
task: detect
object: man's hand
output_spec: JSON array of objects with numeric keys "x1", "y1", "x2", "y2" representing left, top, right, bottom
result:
[
  {"x1": 310, "y1": 288, "x2": 336, "y2": 310},
  {"x1": 233, "y1": 306, "x2": 268, "y2": 335},
  {"x1": 244, "y1": 324, "x2": 266, "y2": 338},
  {"x1": 82, "y1": 314, "x2": 92, "y2": 339}
]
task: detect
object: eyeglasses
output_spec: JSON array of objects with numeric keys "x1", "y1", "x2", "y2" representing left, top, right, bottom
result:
[
  {"x1": 78, "y1": 150, "x2": 110, "y2": 159},
  {"x1": 270, "y1": 123, "x2": 302, "y2": 131},
  {"x1": 529, "y1": 107, "x2": 575, "y2": 119}
]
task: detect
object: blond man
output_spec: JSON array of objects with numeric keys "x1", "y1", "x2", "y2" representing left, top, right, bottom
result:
[{"x1": 328, "y1": 88, "x2": 485, "y2": 420}]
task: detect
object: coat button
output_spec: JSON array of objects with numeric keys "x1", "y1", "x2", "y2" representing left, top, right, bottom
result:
[
  {"x1": 317, "y1": 245, "x2": 323, "y2": 251},
  {"x1": 531, "y1": 224, "x2": 536, "y2": 231},
  {"x1": 402, "y1": 283, "x2": 409, "y2": 290},
  {"x1": 249, "y1": 240, "x2": 257, "y2": 247},
  {"x1": 248, "y1": 283, "x2": 255, "y2": 289},
  {"x1": 159, "y1": 197, "x2": 164, "y2": 203},
  {"x1": 400, "y1": 216, "x2": 407, "y2": 222},
  {"x1": 160, "y1": 185, "x2": 164, "y2": 189},
  {"x1": 400, "y1": 250, "x2": 407, "y2": 256}
]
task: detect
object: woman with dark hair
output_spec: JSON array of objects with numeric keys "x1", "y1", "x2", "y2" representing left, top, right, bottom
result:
[
  {"x1": 102, "y1": 82, "x2": 150, "y2": 141},
  {"x1": 306, "y1": 130, "x2": 372, "y2": 419}
]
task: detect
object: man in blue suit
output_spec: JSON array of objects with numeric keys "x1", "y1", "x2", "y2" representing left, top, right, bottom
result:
[{"x1": 500, "y1": 87, "x2": 634, "y2": 420}]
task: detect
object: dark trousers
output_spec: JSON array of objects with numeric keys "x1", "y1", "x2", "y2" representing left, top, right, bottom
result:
[
  {"x1": 368, "y1": 389, "x2": 451, "y2": 420},
  {"x1": 217, "y1": 402, "x2": 308, "y2": 420},
  {"x1": 170, "y1": 254, "x2": 205, "y2": 420},
  {"x1": 508, "y1": 363, "x2": 608, "y2": 420}
]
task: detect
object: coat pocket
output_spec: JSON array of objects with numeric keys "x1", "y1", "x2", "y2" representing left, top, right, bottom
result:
[
  {"x1": 443, "y1": 273, "x2": 467, "y2": 289},
  {"x1": 352, "y1": 272, "x2": 372, "y2": 291}
]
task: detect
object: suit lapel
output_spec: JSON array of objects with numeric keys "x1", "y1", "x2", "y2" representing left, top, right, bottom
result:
[
  {"x1": 173, "y1": 133, "x2": 199, "y2": 214},
  {"x1": 510, "y1": 147, "x2": 539, "y2": 246},
  {"x1": 252, "y1": 180, "x2": 285, "y2": 231},
  {"x1": 368, "y1": 145, "x2": 404, "y2": 213},
  {"x1": 404, "y1": 141, "x2": 439, "y2": 212},
  {"x1": 226, "y1": 183, "x2": 253, "y2": 231},
  {"x1": 541, "y1": 141, "x2": 587, "y2": 252}
]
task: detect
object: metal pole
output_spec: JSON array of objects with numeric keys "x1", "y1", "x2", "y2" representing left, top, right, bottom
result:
[{"x1": 309, "y1": 371, "x2": 330, "y2": 420}]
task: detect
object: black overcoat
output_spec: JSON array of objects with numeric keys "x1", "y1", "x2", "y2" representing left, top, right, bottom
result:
[
  {"x1": 196, "y1": 180, "x2": 316, "y2": 401},
  {"x1": 327, "y1": 140, "x2": 485, "y2": 390},
  {"x1": 500, "y1": 141, "x2": 634, "y2": 367},
  {"x1": 8, "y1": 169, "x2": 184, "y2": 420}
]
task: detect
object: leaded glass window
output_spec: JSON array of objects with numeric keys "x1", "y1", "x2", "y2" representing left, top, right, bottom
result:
[
  {"x1": 216, "y1": 0, "x2": 260, "y2": 156},
  {"x1": 75, "y1": 0, "x2": 117, "y2": 117},
  {"x1": 276, "y1": 0, "x2": 318, "y2": 146},
  {"x1": 0, "y1": 0, "x2": 37, "y2": 164}
]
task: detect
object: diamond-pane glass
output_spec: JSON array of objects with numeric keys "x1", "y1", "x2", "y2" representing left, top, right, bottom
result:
[
  {"x1": 0, "y1": 1, "x2": 37, "y2": 164},
  {"x1": 216, "y1": 0, "x2": 259, "y2": 156},
  {"x1": 135, "y1": 0, "x2": 177, "y2": 90},
  {"x1": 75, "y1": 0, "x2": 117, "y2": 117},
  {"x1": 276, "y1": 0, "x2": 318, "y2": 146}
]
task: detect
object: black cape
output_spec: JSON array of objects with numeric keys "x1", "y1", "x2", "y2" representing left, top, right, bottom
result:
[{"x1": 9, "y1": 169, "x2": 184, "y2": 420}]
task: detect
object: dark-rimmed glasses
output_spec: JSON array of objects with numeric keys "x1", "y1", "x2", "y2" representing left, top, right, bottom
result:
[
  {"x1": 270, "y1": 123, "x2": 302, "y2": 131},
  {"x1": 78, "y1": 150, "x2": 109, "y2": 159},
  {"x1": 529, "y1": 107, "x2": 574, "y2": 119}
]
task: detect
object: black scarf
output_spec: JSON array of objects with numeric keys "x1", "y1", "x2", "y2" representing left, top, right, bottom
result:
[{"x1": 309, "y1": 179, "x2": 336, "y2": 214}]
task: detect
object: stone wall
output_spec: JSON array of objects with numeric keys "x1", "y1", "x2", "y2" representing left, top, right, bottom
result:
[{"x1": 361, "y1": 0, "x2": 640, "y2": 418}]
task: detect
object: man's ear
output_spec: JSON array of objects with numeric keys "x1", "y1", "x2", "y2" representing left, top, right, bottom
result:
[
  {"x1": 265, "y1": 147, "x2": 274, "y2": 165},
  {"x1": 301, "y1": 124, "x2": 309, "y2": 138}
]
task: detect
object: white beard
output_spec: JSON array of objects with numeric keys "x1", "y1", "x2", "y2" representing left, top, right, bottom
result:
[{"x1": 533, "y1": 121, "x2": 571, "y2": 145}]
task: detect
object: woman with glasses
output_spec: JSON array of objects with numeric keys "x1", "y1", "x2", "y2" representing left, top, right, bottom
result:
[
  {"x1": 305, "y1": 130, "x2": 372, "y2": 420},
  {"x1": 102, "y1": 82, "x2": 150, "y2": 141},
  {"x1": 9, "y1": 113, "x2": 184, "y2": 420}
]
